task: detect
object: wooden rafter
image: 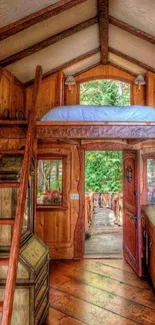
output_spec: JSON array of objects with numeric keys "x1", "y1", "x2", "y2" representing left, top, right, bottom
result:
[
  {"x1": 98, "y1": 0, "x2": 109, "y2": 64},
  {"x1": 25, "y1": 47, "x2": 100, "y2": 86},
  {"x1": 0, "y1": 0, "x2": 88, "y2": 41},
  {"x1": 109, "y1": 16, "x2": 155, "y2": 45},
  {"x1": 109, "y1": 47, "x2": 155, "y2": 74},
  {"x1": 0, "y1": 17, "x2": 98, "y2": 67}
]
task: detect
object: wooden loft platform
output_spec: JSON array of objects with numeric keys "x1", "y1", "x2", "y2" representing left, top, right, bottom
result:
[
  {"x1": 36, "y1": 121, "x2": 155, "y2": 139},
  {"x1": 1, "y1": 120, "x2": 155, "y2": 140}
]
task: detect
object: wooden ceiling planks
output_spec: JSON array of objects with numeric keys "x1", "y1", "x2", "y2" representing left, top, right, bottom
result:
[
  {"x1": 97, "y1": 0, "x2": 109, "y2": 65},
  {"x1": 0, "y1": 0, "x2": 88, "y2": 41}
]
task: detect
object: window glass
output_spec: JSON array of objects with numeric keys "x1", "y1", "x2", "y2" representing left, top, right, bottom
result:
[
  {"x1": 80, "y1": 80, "x2": 130, "y2": 106},
  {"x1": 37, "y1": 159, "x2": 62, "y2": 205},
  {"x1": 147, "y1": 159, "x2": 155, "y2": 202}
]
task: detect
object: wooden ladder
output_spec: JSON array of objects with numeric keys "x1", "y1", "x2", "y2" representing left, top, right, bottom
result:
[{"x1": 0, "y1": 66, "x2": 42, "y2": 325}]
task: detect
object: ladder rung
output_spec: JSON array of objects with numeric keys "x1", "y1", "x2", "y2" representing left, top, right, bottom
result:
[
  {"x1": 0, "y1": 258, "x2": 9, "y2": 266},
  {"x1": 0, "y1": 182, "x2": 20, "y2": 188},
  {"x1": 0, "y1": 219, "x2": 15, "y2": 225},
  {"x1": 0, "y1": 150, "x2": 24, "y2": 155},
  {"x1": 0, "y1": 301, "x2": 3, "y2": 312}
]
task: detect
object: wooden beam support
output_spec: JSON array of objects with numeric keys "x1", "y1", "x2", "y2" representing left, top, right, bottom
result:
[
  {"x1": 0, "y1": 0, "x2": 88, "y2": 41},
  {"x1": 98, "y1": 0, "x2": 109, "y2": 64},
  {"x1": 25, "y1": 47, "x2": 101, "y2": 86},
  {"x1": 109, "y1": 47, "x2": 155, "y2": 74},
  {"x1": 109, "y1": 16, "x2": 155, "y2": 45},
  {"x1": 0, "y1": 17, "x2": 98, "y2": 68}
]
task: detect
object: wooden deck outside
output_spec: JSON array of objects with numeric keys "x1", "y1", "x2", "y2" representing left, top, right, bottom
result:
[
  {"x1": 85, "y1": 207, "x2": 123, "y2": 257},
  {"x1": 46, "y1": 259, "x2": 155, "y2": 325}
]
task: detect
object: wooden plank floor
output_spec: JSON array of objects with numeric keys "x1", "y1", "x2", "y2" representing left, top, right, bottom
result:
[{"x1": 45, "y1": 259, "x2": 155, "y2": 325}]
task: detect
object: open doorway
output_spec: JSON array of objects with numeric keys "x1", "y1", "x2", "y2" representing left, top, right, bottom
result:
[{"x1": 84, "y1": 150, "x2": 123, "y2": 258}]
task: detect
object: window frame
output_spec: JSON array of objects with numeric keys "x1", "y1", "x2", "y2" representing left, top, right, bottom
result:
[
  {"x1": 36, "y1": 154, "x2": 67, "y2": 211},
  {"x1": 142, "y1": 153, "x2": 155, "y2": 205},
  {"x1": 77, "y1": 78, "x2": 132, "y2": 105}
]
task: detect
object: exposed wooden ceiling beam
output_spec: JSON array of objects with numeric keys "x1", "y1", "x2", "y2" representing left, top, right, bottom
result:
[
  {"x1": 0, "y1": 0, "x2": 88, "y2": 41},
  {"x1": 109, "y1": 16, "x2": 155, "y2": 45},
  {"x1": 25, "y1": 47, "x2": 101, "y2": 86},
  {"x1": 0, "y1": 17, "x2": 98, "y2": 68},
  {"x1": 98, "y1": 0, "x2": 109, "y2": 64},
  {"x1": 109, "y1": 47, "x2": 155, "y2": 74}
]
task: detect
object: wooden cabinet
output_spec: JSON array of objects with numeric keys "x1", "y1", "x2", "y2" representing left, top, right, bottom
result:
[
  {"x1": 142, "y1": 205, "x2": 155, "y2": 288},
  {"x1": 0, "y1": 155, "x2": 34, "y2": 250},
  {"x1": 0, "y1": 234, "x2": 49, "y2": 325},
  {"x1": 0, "y1": 155, "x2": 50, "y2": 323}
]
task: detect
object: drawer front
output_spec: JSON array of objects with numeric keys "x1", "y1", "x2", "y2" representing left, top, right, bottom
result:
[
  {"x1": 35, "y1": 261, "x2": 49, "y2": 294},
  {"x1": 35, "y1": 293, "x2": 49, "y2": 325}
]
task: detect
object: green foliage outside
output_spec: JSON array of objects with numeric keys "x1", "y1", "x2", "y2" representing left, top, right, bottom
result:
[
  {"x1": 85, "y1": 151, "x2": 122, "y2": 193},
  {"x1": 80, "y1": 79, "x2": 130, "y2": 106},
  {"x1": 81, "y1": 79, "x2": 130, "y2": 193}
]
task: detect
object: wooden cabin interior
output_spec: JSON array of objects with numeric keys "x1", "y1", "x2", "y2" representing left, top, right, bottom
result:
[{"x1": 1, "y1": 0, "x2": 155, "y2": 324}]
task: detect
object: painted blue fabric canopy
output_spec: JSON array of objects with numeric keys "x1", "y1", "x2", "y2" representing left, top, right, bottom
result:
[{"x1": 41, "y1": 105, "x2": 155, "y2": 122}]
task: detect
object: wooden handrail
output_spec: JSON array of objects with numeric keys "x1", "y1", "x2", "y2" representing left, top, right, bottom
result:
[{"x1": 1, "y1": 65, "x2": 43, "y2": 325}]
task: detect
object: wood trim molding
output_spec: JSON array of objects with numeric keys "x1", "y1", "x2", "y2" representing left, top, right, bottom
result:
[
  {"x1": 36, "y1": 122, "x2": 155, "y2": 140},
  {"x1": 109, "y1": 16, "x2": 155, "y2": 46},
  {"x1": 109, "y1": 47, "x2": 155, "y2": 74},
  {"x1": 0, "y1": 0, "x2": 88, "y2": 41},
  {"x1": 25, "y1": 47, "x2": 101, "y2": 86},
  {"x1": 0, "y1": 16, "x2": 98, "y2": 67},
  {"x1": 98, "y1": 0, "x2": 109, "y2": 64}
]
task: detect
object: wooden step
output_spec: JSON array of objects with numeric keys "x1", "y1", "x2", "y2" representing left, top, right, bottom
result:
[
  {"x1": 0, "y1": 182, "x2": 20, "y2": 188},
  {"x1": 0, "y1": 258, "x2": 9, "y2": 266},
  {"x1": 0, "y1": 219, "x2": 15, "y2": 225},
  {"x1": 0, "y1": 302, "x2": 3, "y2": 312}
]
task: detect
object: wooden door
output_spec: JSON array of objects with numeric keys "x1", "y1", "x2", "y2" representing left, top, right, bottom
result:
[{"x1": 123, "y1": 150, "x2": 142, "y2": 276}]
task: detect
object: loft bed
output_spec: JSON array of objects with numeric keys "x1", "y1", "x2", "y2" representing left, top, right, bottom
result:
[{"x1": 36, "y1": 105, "x2": 155, "y2": 139}]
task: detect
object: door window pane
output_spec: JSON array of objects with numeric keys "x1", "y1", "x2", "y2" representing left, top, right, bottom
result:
[
  {"x1": 37, "y1": 160, "x2": 62, "y2": 205},
  {"x1": 147, "y1": 159, "x2": 155, "y2": 202}
]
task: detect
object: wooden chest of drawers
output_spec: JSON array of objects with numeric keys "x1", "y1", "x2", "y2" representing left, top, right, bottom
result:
[{"x1": 0, "y1": 234, "x2": 49, "y2": 325}]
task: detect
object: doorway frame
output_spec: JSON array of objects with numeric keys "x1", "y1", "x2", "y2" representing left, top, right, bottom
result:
[
  {"x1": 74, "y1": 141, "x2": 134, "y2": 258},
  {"x1": 83, "y1": 147, "x2": 124, "y2": 258}
]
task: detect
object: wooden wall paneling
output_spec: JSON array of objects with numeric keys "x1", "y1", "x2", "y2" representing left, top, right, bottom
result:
[
  {"x1": 55, "y1": 72, "x2": 64, "y2": 107},
  {"x1": 132, "y1": 84, "x2": 146, "y2": 105},
  {"x1": 65, "y1": 64, "x2": 136, "y2": 105},
  {"x1": 36, "y1": 144, "x2": 73, "y2": 258},
  {"x1": 75, "y1": 64, "x2": 135, "y2": 83},
  {"x1": 0, "y1": 68, "x2": 25, "y2": 118},
  {"x1": 11, "y1": 78, "x2": 25, "y2": 118},
  {"x1": 0, "y1": 69, "x2": 13, "y2": 118},
  {"x1": 146, "y1": 71, "x2": 155, "y2": 107},
  {"x1": 26, "y1": 73, "x2": 57, "y2": 119},
  {"x1": 64, "y1": 84, "x2": 78, "y2": 105}
]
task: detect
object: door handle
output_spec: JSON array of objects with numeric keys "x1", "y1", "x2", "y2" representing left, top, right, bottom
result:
[{"x1": 130, "y1": 214, "x2": 137, "y2": 221}]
